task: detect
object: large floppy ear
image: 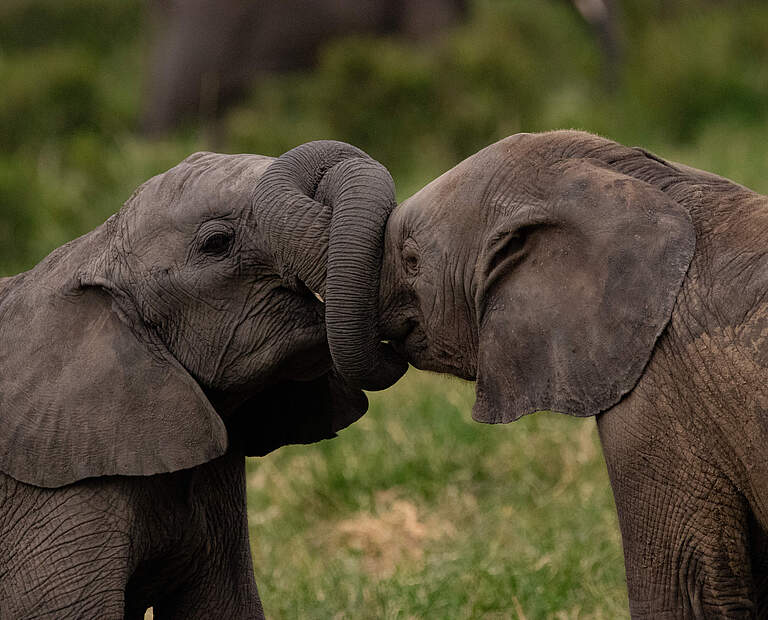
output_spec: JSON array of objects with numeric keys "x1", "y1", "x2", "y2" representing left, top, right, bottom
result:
[
  {"x1": 472, "y1": 157, "x2": 695, "y2": 423},
  {"x1": 0, "y1": 260, "x2": 228, "y2": 488},
  {"x1": 225, "y1": 369, "x2": 368, "y2": 457}
]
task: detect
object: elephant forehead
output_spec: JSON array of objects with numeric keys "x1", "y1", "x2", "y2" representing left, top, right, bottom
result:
[
  {"x1": 396, "y1": 131, "x2": 602, "y2": 244},
  {"x1": 409, "y1": 129, "x2": 639, "y2": 224},
  {"x1": 127, "y1": 153, "x2": 274, "y2": 235},
  {"x1": 398, "y1": 138, "x2": 539, "y2": 241}
]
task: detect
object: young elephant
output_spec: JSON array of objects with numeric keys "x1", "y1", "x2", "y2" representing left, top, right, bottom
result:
[
  {"x1": 348, "y1": 131, "x2": 768, "y2": 618},
  {"x1": 0, "y1": 141, "x2": 405, "y2": 618}
]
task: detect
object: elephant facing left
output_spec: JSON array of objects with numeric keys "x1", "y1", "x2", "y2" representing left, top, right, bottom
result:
[{"x1": 0, "y1": 141, "x2": 406, "y2": 618}]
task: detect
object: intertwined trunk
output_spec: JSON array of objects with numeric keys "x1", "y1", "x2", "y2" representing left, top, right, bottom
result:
[{"x1": 249, "y1": 141, "x2": 406, "y2": 390}]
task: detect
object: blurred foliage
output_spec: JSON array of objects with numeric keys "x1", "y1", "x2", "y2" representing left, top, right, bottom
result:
[{"x1": 2, "y1": 0, "x2": 768, "y2": 274}]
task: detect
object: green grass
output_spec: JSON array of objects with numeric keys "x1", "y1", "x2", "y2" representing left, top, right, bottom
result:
[{"x1": 248, "y1": 371, "x2": 628, "y2": 618}]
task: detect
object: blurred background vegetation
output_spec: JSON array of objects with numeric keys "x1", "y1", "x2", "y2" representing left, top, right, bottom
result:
[{"x1": 2, "y1": 0, "x2": 767, "y2": 617}]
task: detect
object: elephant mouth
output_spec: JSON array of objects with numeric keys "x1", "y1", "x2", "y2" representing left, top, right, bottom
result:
[
  {"x1": 390, "y1": 321, "x2": 475, "y2": 381},
  {"x1": 389, "y1": 320, "x2": 424, "y2": 365}
]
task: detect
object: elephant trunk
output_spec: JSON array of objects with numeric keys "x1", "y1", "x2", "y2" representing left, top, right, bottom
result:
[{"x1": 250, "y1": 141, "x2": 407, "y2": 391}]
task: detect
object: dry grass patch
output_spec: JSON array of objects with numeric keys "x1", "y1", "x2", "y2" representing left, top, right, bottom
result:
[{"x1": 329, "y1": 489, "x2": 456, "y2": 577}]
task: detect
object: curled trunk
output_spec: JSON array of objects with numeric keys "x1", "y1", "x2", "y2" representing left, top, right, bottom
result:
[{"x1": 249, "y1": 141, "x2": 406, "y2": 390}]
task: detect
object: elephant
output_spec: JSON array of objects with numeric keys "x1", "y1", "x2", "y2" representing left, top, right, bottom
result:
[
  {"x1": 0, "y1": 140, "x2": 405, "y2": 618},
  {"x1": 141, "y1": 0, "x2": 467, "y2": 134},
  {"x1": 343, "y1": 130, "x2": 768, "y2": 618}
]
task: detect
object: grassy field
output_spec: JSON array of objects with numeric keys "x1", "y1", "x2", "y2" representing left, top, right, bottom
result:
[{"x1": 248, "y1": 371, "x2": 628, "y2": 618}]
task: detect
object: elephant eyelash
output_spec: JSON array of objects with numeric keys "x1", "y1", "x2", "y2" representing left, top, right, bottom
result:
[
  {"x1": 403, "y1": 252, "x2": 419, "y2": 275},
  {"x1": 402, "y1": 238, "x2": 420, "y2": 277},
  {"x1": 199, "y1": 229, "x2": 234, "y2": 256},
  {"x1": 202, "y1": 232, "x2": 232, "y2": 254}
]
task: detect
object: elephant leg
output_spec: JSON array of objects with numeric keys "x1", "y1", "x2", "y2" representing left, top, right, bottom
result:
[
  {"x1": 0, "y1": 474, "x2": 134, "y2": 619},
  {"x1": 0, "y1": 571, "x2": 126, "y2": 620},
  {"x1": 0, "y1": 586, "x2": 126, "y2": 620},
  {"x1": 148, "y1": 517, "x2": 263, "y2": 619},
  {"x1": 152, "y1": 564, "x2": 264, "y2": 620},
  {"x1": 148, "y1": 524, "x2": 264, "y2": 620},
  {"x1": 148, "y1": 452, "x2": 264, "y2": 619},
  {"x1": 616, "y1": 483, "x2": 756, "y2": 618},
  {"x1": 598, "y1": 412, "x2": 758, "y2": 618},
  {"x1": 0, "y1": 523, "x2": 130, "y2": 619}
]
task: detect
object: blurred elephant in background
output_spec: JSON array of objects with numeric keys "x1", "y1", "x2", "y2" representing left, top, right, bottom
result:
[
  {"x1": 0, "y1": 141, "x2": 405, "y2": 618},
  {"x1": 142, "y1": 0, "x2": 467, "y2": 134},
  {"x1": 343, "y1": 131, "x2": 768, "y2": 617}
]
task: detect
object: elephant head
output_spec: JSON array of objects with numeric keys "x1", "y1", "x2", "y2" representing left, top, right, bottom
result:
[
  {"x1": 0, "y1": 140, "x2": 405, "y2": 488},
  {"x1": 362, "y1": 131, "x2": 696, "y2": 423}
]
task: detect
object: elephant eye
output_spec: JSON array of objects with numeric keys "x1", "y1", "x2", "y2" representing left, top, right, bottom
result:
[
  {"x1": 199, "y1": 228, "x2": 234, "y2": 256},
  {"x1": 402, "y1": 240, "x2": 420, "y2": 276}
]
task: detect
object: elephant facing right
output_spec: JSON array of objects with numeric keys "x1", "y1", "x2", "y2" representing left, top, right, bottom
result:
[{"x1": 342, "y1": 131, "x2": 768, "y2": 618}]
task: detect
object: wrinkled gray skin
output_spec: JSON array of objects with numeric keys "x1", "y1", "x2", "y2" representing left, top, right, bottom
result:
[
  {"x1": 368, "y1": 131, "x2": 768, "y2": 618},
  {"x1": 0, "y1": 141, "x2": 404, "y2": 618}
]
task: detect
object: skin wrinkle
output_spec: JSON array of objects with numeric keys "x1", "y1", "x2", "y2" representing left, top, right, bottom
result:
[
  {"x1": 378, "y1": 130, "x2": 768, "y2": 616},
  {"x1": 210, "y1": 297, "x2": 328, "y2": 392},
  {"x1": 254, "y1": 145, "x2": 340, "y2": 289},
  {"x1": 1, "y1": 488, "x2": 133, "y2": 614},
  {"x1": 395, "y1": 182, "x2": 484, "y2": 377},
  {"x1": 323, "y1": 159, "x2": 402, "y2": 387},
  {"x1": 30, "y1": 516, "x2": 112, "y2": 561},
  {"x1": 249, "y1": 144, "x2": 403, "y2": 389},
  {"x1": 444, "y1": 255, "x2": 474, "y2": 370},
  {"x1": 34, "y1": 557, "x2": 123, "y2": 601},
  {"x1": 28, "y1": 534, "x2": 115, "y2": 579},
  {"x1": 0, "y1": 495, "x2": 65, "y2": 572},
  {"x1": 210, "y1": 289, "x2": 257, "y2": 387},
  {"x1": 601, "y1": 381, "x2": 749, "y2": 616},
  {"x1": 461, "y1": 242, "x2": 480, "y2": 365}
]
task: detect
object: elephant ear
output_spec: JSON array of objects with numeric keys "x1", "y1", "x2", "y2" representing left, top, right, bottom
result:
[
  {"x1": 225, "y1": 370, "x2": 368, "y2": 457},
  {"x1": 472, "y1": 157, "x2": 695, "y2": 424},
  {"x1": 0, "y1": 268, "x2": 228, "y2": 488}
]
